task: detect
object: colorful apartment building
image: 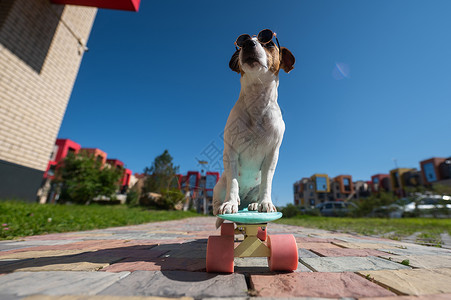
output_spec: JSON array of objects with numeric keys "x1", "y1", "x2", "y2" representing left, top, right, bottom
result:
[
  {"x1": 178, "y1": 171, "x2": 220, "y2": 213},
  {"x1": 294, "y1": 156, "x2": 451, "y2": 205},
  {"x1": 80, "y1": 148, "x2": 107, "y2": 166},
  {"x1": 439, "y1": 158, "x2": 451, "y2": 182},
  {"x1": 44, "y1": 139, "x2": 81, "y2": 179},
  {"x1": 331, "y1": 175, "x2": 354, "y2": 201},
  {"x1": 389, "y1": 168, "x2": 417, "y2": 196},
  {"x1": 106, "y1": 159, "x2": 132, "y2": 190},
  {"x1": 38, "y1": 138, "x2": 132, "y2": 203},
  {"x1": 293, "y1": 178, "x2": 316, "y2": 207},
  {"x1": 353, "y1": 180, "x2": 372, "y2": 199},
  {"x1": 371, "y1": 174, "x2": 391, "y2": 193},
  {"x1": 293, "y1": 174, "x2": 334, "y2": 208},
  {"x1": 420, "y1": 157, "x2": 446, "y2": 184}
]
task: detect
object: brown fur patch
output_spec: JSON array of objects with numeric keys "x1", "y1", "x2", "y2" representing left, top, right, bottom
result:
[{"x1": 265, "y1": 46, "x2": 281, "y2": 75}]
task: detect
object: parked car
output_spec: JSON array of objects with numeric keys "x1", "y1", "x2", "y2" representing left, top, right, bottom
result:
[
  {"x1": 403, "y1": 196, "x2": 451, "y2": 217},
  {"x1": 372, "y1": 195, "x2": 451, "y2": 218},
  {"x1": 316, "y1": 201, "x2": 357, "y2": 217}
]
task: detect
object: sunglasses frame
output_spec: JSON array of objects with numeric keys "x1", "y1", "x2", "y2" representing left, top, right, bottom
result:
[{"x1": 234, "y1": 29, "x2": 281, "y2": 53}]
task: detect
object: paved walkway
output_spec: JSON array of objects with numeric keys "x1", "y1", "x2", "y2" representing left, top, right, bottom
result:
[{"x1": 1, "y1": 216, "x2": 451, "y2": 300}]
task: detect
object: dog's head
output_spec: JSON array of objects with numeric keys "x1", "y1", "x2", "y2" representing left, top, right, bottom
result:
[{"x1": 229, "y1": 30, "x2": 295, "y2": 76}]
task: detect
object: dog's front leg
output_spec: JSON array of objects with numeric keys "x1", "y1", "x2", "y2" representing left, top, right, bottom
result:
[
  {"x1": 257, "y1": 148, "x2": 279, "y2": 213},
  {"x1": 218, "y1": 149, "x2": 240, "y2": 214}
]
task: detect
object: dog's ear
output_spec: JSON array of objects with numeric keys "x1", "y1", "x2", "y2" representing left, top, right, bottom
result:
[
  {"x1": 280, "y1": 47, "x2": 295, "y2": 73},
  {"x1": 229, "y1": 49, "x2": 241, "y2": 73}
]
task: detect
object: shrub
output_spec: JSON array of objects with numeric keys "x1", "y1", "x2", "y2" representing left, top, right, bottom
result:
[
  {"x1": 281, "y1": 204, "x2": 301, "y2": 218},
  {"x1": 352, "y1": 192, "x2": 398, "y2": 217},
  {"x1": 139, "y1": 188, "x2": 184, "y2": 210},
  {"x1": 126, "y1": 189, "x2": 140, "y2": 207},
  {"x1": 159, "y1": 188, "x2": 185, "y2": 210}
]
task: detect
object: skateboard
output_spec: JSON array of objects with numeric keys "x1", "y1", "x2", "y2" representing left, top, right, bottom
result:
[{"x1": 206, "y1": 209, "x2": 298, "y2": 273}]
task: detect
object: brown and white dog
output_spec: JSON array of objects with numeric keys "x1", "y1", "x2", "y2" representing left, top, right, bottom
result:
[{"x1": 213, "y1": 30, "x2": 295, "y2": 225}]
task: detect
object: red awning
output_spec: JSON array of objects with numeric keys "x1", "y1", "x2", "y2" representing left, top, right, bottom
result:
[{"x1": 51, "y1": 0, "x2": 141, "y2": 12}]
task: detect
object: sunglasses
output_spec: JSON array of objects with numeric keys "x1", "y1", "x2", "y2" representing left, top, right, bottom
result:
[{"x1": 234, "y1": 29, "x2": 280, "y2": 52}]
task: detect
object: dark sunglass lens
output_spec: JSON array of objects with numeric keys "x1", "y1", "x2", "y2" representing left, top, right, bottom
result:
[
  {"x1": 258, "y1": 29, "x2": 273, "y2": 43},
  {"x1": 236, "y1": 34, "x2": 251, "y2": 47}
]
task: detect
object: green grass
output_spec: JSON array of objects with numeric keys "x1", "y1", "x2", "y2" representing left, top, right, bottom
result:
[
  {"x1": 0, "y1": 201, "x2": 199, "y2": 240},
  {"x1": 276, "y1": 215, "x2": 451, "y2": 246}
]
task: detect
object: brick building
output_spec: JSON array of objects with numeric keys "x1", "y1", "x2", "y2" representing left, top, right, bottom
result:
[{"x1": 0, "y1": 0, "x2": 97, "y2": 201}]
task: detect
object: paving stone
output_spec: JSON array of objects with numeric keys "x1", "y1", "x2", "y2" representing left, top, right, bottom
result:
[
  {"x1": 0, "y1": 250, "x2": 88, "y2": 259},
  {"x1": 378, "y1": 246, "x2": 451, "y2": 256},
  {"x1": 234, "y1": 257, "x2": 270, "y2": 273},
  {"x1": 295, "y1": 237, "x2": 338, "y2": 243},
  {"x1": 301, "y1": 256, "x2": 411, "y2": 272},
  {"x1": 24, "y1": 295, "x2": 194, "y2": 300},
  {"x1": 334, "y1": 235, "x2": 397, "y2": 244},
  {"x1": 0, "y1": 251, "x2": 126, "y2": 272},
  {"x1": 62, "y1": 233, "x2": 114, "y2": 238},
  {"x1": 102, "y1": 257, "x2": 206, "y2": 272},
  {"x1": 86, "y1": 248, "x2": 167, "y2": 261},
  {"x1": 0, "y1": 271, "x2": 129, "y2": 296},
  {"x1": 0, "y1": 240, "x2": 81, "y2": 252},
  {"x1": 298, "y1": 249, "x2": 320, "y2": 258},
  {"x1": 360, "y1": 294, "x2": 451, "y2": 300},
  {"x1": 152, "y1": 241, "x2": 207, "y2": 259},
  {"x1": 164, "y1": 250, "x2": 206, "y2": 259},
  {"x1": 357, "y1": 268, "x2": 451, "y2": 295},
  {"x1": 233, "y1": 257, "x2": 311, "y2": 273},
  {"x1": 201, "y1": 298, "x2": 248, "y2": 300},
  {"x1": 24, "y1": 233, "x2": 83, "y2": 241},
  {"x1": 0, "y1": 240, "x2": 133, "y2": 254},
  {"x1": 310, "y1": 248, "x2": 388, "y2": 257},
  {"x1": 247, "y1": 298, "x2": 346, "y2": 300},
  {"x1": 0, "y1": 244, "x2": 36, "y2": 252},
  {"x1": 98, "y1": 270, "x2": 248, "y2": 298},
  {"x1": 383, "y1": 255, "x2": 451, "y2": 269},
  {"x1": 332, "y1": 242, "x2": 398, "y2": 249},
  {"x1": 250, "y1": 272, "x2": 396, "y2": 298},
  {"x1": 298, "y1": 242, "x2": 341, "y2": 249},
  {"x1": 0, "y1": 293, "x2": 21, "y2": 300}
]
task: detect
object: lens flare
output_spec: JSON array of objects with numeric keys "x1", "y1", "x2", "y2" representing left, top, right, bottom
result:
[{"x1": 332, "y1": 62, "x2": 350, "y2": 80}]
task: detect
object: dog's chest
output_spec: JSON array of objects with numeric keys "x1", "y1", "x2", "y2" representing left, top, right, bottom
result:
[{"x1": 226, "y1": 98, "x2": 284, "y2": 154}]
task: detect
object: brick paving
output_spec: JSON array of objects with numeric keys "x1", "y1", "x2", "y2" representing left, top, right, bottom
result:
[{"x1": 0, "y1": 216, "x2": 451, "y2": 299}]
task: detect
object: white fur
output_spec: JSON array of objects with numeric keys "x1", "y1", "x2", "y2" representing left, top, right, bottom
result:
[{"x1": 213, "y1": 38, "x2": 285, "y2": 216}]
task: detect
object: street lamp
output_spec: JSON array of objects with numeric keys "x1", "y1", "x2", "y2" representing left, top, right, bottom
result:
[{"x1": 198, "y1": 160, "x2": 208, "y2": 214}]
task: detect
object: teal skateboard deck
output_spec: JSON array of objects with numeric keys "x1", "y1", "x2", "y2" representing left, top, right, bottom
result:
[{"x1": 217, "y1": 209, "x2": 282, "y2": 224}]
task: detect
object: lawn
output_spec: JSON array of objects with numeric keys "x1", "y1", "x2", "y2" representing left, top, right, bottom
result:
[
  {"x1": 276, "y1": 215, "x2": 451, "y2": 246},
  {"x1": 0, "y1": 201, "x2": 199, "y2": 240}
]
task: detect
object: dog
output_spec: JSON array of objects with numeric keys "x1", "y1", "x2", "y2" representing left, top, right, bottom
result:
[{"x1": 212, "y1": 29, "x2": 295, "y2": 225}]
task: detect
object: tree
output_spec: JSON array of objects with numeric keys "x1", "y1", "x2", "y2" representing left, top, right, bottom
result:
[
  {"x1": 56, "y1": 153, "x2": 122, "y2": 204},
  {"x1": 432, "y1": 184, "x2": 451, "y2": 196},
  {"x1": 143, "y1": 150, "x2": 180, "y2": 194},
  {"x1": 141, "y1": 150, "x2": 184, "y2": 209}
]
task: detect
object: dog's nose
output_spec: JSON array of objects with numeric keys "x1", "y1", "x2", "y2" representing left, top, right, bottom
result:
[{"x1": 242, "y1": 39, "x2": 257, "y2": 49}]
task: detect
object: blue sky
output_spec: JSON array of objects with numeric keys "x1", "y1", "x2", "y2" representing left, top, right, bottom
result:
[{"x1": 59, "y1": 0, "x2": 451, "y2": 207}]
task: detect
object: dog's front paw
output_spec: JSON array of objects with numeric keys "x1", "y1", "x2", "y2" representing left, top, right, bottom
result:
[
  {"x1": 258, "y1": 202, "x2": 277, "y2": 213},
  {"x1": 248, "y1": 202, "x2": 259, "y2": 211},
  {"x1": 218, "y1": 201, "x2": 239, "y2": 214}
]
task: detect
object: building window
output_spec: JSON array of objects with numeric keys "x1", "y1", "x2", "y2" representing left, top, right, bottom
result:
[
  {"x1": 47, "y1": 165, "x2": 56, "y2": 177},
  {"x1": 423, "y1": 162, "x2": 437, "y2": 183},
  {"x1": 49, "y1": 145, "x2": 59, "y2": 161}
]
